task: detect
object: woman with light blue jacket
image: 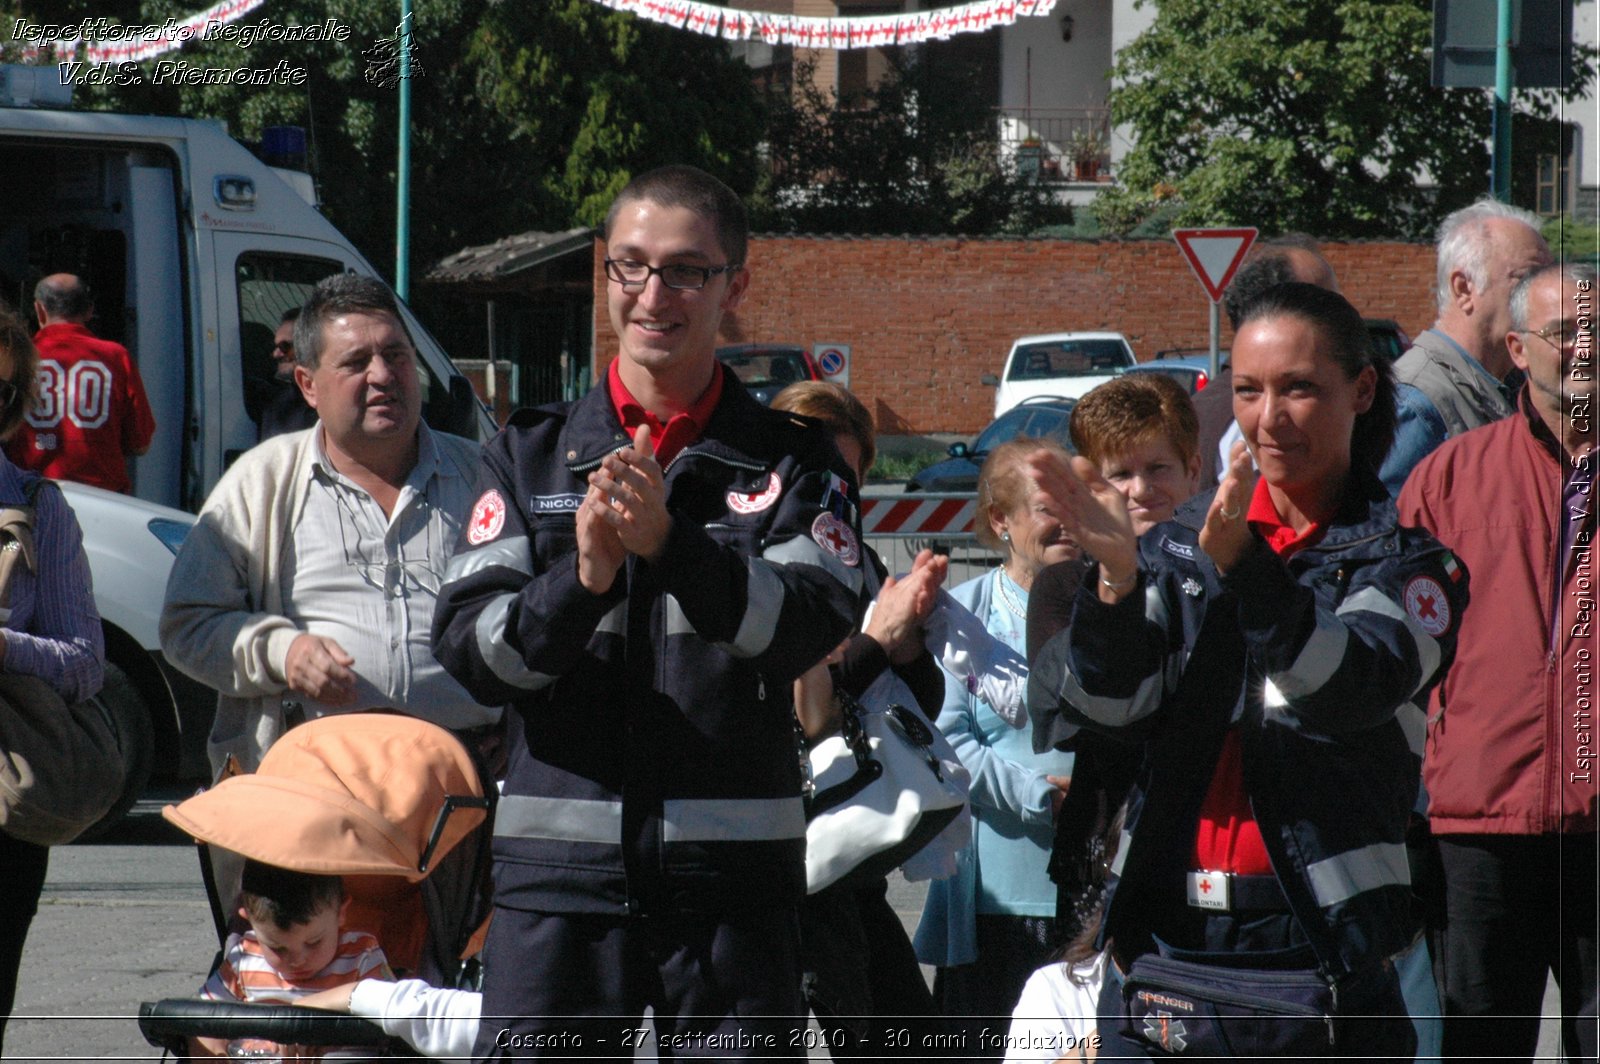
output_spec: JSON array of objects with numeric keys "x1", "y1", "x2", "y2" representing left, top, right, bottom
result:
[{"x1": 915, "y1": 438, "x2": 1076, "y2": 1058}]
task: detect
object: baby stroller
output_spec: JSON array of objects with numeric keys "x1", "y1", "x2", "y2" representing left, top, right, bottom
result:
[{"x1": 137, "y1": 713, "x2": 495, "y2": 1060}]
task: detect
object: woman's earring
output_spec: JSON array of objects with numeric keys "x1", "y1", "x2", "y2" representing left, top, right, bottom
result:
[{"x1": 1001, "y1": 531, "x2": 1012, "y2": 544}]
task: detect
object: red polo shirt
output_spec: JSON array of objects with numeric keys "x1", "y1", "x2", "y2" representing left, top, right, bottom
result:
[
  {"x1": 8, "y1": 322, "x2": 156, "y2": 493},
  {"x1": 1191, "y1": 478, "x2": 1325, "y2": 875},
  {"x1": 606, "y1": 359, "x2": 723, "y2": 468}
]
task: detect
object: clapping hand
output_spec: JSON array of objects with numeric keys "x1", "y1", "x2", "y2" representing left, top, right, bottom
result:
[
  {"x1": 577, "y1": 483, "x2": 627, "y2": 594},
  {"x1": 588, "y1": 424, "x2": 672, "y2": 562},
  {"x1": 866, "y1": 548, "x2": 948, "y2": 664},
  {"x1": 1026, "y1": 449, "x2": 1138, "y2": 602},
  {"x1": 1199, "y1": 439, "x2": 1256, "y2": 575}
]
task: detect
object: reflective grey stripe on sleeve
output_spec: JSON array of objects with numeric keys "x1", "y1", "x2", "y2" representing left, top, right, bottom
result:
[
  {"x1": 714, "y1": 561, "x2": 786, "y2": 658},
  {"x1": 763, "y1": 534, "x2": 866, "y2": 595},
  {"x1": 1050, "y1": 583, "x2": 1175, "y2": 727},
  {"x1": 475, "y1": 593, "x2": 558, "y2": 691},
  {"x1": 493, "y1": 795, "x2": 621, "y2": 843},
  {"x1": 665, "y1": 594, "x2": 695, "y2": 638},
  {"x1": 1143, "y1": 580, "x2": 1170, "y2": 638},
  {"x1": 443, "y1": 536, "x2": 533, "y2": 583},
  {"x1": 1055, "y1": 668, "x2": 1169, "y2": 728},
  {"x1": 596, "y1": 599, "x2": 628, "y2": 637},
  {"x1": 661, "y1": 796, "x2": 807, "y2": 843},
  {"x1": 1335, "y1": 587, "x2": 1442, "y2": 696},
  {"x1": 1395, "y1": 700, "x2": 1426, "y2": 758},
  {"x1": 1267, "y1": 615, "x2": 1349, "y2": 703},
  {"x1": 1305, "y1": 841, "x2": 1411, "y2": 908},
  {"x1": 1109, "y1": 827, "x2": 1134, "y2": 879}
]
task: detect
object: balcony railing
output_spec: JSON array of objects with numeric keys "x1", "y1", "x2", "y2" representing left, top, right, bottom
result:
[{"x1": 997, "y1": 106, "x2": 1112, "y2": 183}]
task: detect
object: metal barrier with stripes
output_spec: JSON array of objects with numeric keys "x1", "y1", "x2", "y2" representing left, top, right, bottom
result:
[{"x1": 860, "y1": 489, "x2": 1000, "y2": 588}]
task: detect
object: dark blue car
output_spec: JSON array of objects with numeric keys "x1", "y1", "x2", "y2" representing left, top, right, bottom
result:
[{"x1": 908, "y1": 396, "x2": 1077, "y2": 493}]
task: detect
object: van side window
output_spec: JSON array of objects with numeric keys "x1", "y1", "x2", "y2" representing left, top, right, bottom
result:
[{"x1": 234, "y1": 253, "x2": 341, "y2": 424}]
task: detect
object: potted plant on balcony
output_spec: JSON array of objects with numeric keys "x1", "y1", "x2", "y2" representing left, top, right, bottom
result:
[
  {"x1": 1016, "y1": 134, "x2": 1045, "y2": 179},
  {"x1": 1069, "y1": 129, "x2": 1106, "y2": 181}
]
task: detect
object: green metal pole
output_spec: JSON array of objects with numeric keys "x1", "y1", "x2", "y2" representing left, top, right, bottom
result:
[
  {"x1": 1491, "y1": 0, "x2": 1513, "y2": 202},
  {"x1": 396, "y1": 0, "x2": 413, "y2": 298}
]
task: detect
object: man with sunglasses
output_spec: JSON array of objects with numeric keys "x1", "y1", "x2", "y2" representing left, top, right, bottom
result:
[
  {"x1": 5, "y1": 273, "x2": 155, "y2": 493},
  {"x1": 258, "y1": 306, "x2": 317, "y2": 440},
  {"x1": 433, "y1": 164, "x2": 865, "y2": 1058},
  {"x1": 1399, "y1": 262, "x2": 1598, "y2": 1062}
]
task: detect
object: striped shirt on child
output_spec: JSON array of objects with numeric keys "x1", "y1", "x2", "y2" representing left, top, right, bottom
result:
[{"x1": 200, "y1": 929, "x2": 391, "y2": 1004}]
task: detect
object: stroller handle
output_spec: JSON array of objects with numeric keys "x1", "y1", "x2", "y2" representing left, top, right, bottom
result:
[{"x1": 138, "y1": 998, "x2": 390, "y2": 1048}]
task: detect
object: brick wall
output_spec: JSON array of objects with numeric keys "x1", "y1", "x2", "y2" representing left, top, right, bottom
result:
[{"x1": 591, "y1": 235, "x2": 1437, "y2": 436}]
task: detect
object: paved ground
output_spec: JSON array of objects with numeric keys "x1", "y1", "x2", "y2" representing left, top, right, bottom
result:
[
  {"x1": 5, "y1": 778, "x2": 1569, "y2": 1061},
  {"x1": 4, "y1": 797, "x2": 936, "y2": 1062}
]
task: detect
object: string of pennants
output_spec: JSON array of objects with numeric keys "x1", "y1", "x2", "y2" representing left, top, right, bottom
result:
[
  {"x1": 585, "y1": 0, "x2": 1060, "y2": 48},
  {"x1": 16, "y1": 0, "x2": 268, "y2": 66},
  {"x1": 15, "y1": 0, "x2": 1058, "y2": 69}
]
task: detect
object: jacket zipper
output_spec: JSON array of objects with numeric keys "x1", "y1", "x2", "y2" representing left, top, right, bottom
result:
[{"x1": 663, "y1": 445, "x2": 768, "y2": 477}]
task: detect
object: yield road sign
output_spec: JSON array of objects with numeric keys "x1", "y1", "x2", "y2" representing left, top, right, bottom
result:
[{"x1": 1172, "y1": 227, "x2": 1258, "y2": 303}]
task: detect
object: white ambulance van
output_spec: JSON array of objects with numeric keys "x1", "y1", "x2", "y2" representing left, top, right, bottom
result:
[{"x1": 0, "y1": 71, "x2": 492, "y2": 811}]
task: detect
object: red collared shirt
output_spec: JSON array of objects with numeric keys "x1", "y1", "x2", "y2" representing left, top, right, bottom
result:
[
  {"x1": 605, "y1": 359, "x2": 724, "y2": 467},
  {"x1": 1192, "y1": 478, "x2": 1325, "y2": 875}
]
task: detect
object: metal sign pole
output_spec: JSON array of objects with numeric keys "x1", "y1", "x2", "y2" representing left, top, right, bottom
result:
[
  {"x1": 1209, "y1": 301, "x2": 1221, "y2": 381},
  {"x1": 395, "y1": 1, "x2": 413, "y2": 299},
  {"x1": 1491, "y1": 0, "x2": 1513, "y2": 201}
]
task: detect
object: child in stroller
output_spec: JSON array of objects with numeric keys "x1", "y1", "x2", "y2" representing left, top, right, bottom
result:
[
  {"x1": 139, "y1": 714, "x2": 493, "y2": 1061},
  {"x1": 191, "y1": 860, "x2": 395, "y2": 1058}
]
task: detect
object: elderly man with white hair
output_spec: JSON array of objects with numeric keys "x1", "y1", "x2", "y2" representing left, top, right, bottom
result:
[{"x1": 1381, "y1": 198, "x2": 1551, "y2": 493}]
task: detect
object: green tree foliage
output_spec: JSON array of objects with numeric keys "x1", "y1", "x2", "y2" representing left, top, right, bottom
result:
[
  {"x1": 467, "y1": 0, "x2": 765, "y2": 229},
  {"x1": 754, "y1": 50, "x2": 1068, "y2": 236},
  {"x1": 1096, "y1": 0, "x2": 1591, "y2": 238},
  {"x1": 4, "y1": 1, "x2": 763, "y2": 273}
]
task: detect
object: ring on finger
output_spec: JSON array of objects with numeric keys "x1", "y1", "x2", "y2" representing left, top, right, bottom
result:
[{"x1": 1219, "y1": 504, "x2": 1241, "y2": 520}]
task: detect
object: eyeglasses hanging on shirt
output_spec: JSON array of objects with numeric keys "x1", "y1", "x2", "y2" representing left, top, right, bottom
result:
[{"x1": 328, "y1": 479, "x2": 443, "y2": 599}]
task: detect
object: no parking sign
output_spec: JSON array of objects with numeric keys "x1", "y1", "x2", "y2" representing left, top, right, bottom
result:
[{"x1": 813, "y1": 344, "x2": 851, "y2": 387}]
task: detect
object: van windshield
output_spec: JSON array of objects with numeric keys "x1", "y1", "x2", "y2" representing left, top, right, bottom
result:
[{"x1": 1007, "y1": 340, "x2": 1131, "y2": 380}]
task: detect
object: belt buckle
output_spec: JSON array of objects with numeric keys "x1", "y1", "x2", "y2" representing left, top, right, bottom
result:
[{"x1": 1186, "y1": 870, "x2": 1231, "y2": 911}]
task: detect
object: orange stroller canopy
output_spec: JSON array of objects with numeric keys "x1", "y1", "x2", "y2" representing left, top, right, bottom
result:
[{"x1": 164, "y1": 713, "x2": 488, "y2": 880}]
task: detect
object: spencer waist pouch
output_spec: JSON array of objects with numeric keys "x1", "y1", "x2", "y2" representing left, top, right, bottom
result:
[{"x1": 1120, "y1": 952, "x2": 1337, "y2": 1055}]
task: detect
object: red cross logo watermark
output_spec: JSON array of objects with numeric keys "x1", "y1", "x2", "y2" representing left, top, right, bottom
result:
[
  {"x1": 1404, "y1": 575, "x2": 1451, "y2": 637},
  {"x1": 467, "y1": 489, "x2": 507, "y2": 545}
]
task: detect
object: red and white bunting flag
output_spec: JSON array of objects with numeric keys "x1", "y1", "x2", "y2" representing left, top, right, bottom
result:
[
  {"x1": 720, "y1": 9, "x2": 750, "y2": 39},
  {"x1": 574, "y1": 0, "x2": 1057, "y2": 48}
]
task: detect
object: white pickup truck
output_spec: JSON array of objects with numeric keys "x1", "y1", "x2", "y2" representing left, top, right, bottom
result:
[
  {"x1": 985, "y1": 331, "x2": 1136, "y2": 417},
  {"x1": 1, "y1": 73, "x2": 493, "y2": 813}
]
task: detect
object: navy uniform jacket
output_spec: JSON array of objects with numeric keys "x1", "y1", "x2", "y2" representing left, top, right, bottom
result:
[
  {"x1": 431, "y1": 373, "x2": 864, "y2": 917},
  {"x1": 1036, "y1": 473, "x2": 1467, "y2": 975}
]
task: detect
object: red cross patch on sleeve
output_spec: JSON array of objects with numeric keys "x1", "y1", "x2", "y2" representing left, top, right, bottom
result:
[
  {"x1": 1403, "y1": 574, "x2": 1451, "y2": 637},
  {"x1": 467, "y1": 489, "x2": 507, "y2": 545},
  {"x1": 726, "y1": 472, "x2": 782, "y2": 515},
  {"x1": 811, "y1": 512, "x2": 861, "y2": 568}
]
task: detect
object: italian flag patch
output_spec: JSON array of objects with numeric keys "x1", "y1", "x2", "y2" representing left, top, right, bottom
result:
[{"x1": 1441, "y1": 553, "x2": 1462, "y2": 583}]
